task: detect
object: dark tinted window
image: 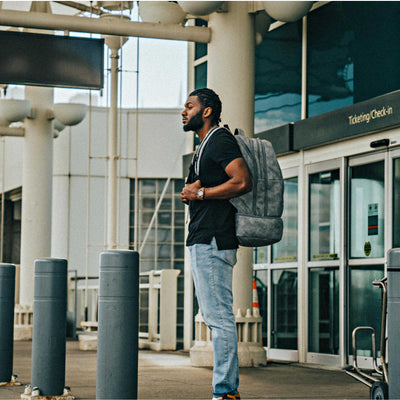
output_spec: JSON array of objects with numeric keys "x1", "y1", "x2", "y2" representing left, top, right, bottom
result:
[
  {"x1": 308, "y1": 2, "x2": 400, "y2": 117},
  {"x1": 255, "y1": 21, "x2": 302, "y2": 133}
]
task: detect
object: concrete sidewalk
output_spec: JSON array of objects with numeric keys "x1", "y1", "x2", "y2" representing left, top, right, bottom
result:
[{"x1": 0, "y1": 340, "x2": 369, "y2": 400}]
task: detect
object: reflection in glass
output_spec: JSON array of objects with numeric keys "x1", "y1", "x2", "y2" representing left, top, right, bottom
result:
[
  {"x1": 350, "y1": 161, "x2": 384, "y2": 258},
  {"x1": 254, "y1": 269, "x2": 268, "y2": 347},
  {"x1": 308, "y1": 2, "x2": 400, "y2": 117},
  {"x1": 349, "y1": 266, "x2": 384, "y2": 355},
  {"x1": 254, "y1": 21, "x2": 302, "y2": 133},
  {"x1": 393, "y1": 158, "x2": 400, "y2": 247},
  {"x1": 309, "y1": 268, "x2": 339, "y2": 354},
  {"x1": 195, "y1": 62, "x2": 207, "y2": 90},
  {"x1": 309, "y1": 169, "x2": 340, "y2": 261},
  {"x1": 271, "y1": 269, "x2": 297, "y2": 350},
  {"x1": 273, "y1": 177, "x2": 298, "y2": 263}
]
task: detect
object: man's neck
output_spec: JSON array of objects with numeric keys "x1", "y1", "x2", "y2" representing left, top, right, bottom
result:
[{"x1": 197, "y1": 124, "x2": 218, "y2": 142}]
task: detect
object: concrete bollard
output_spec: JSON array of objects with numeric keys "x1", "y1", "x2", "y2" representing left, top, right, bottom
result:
[
  {"x1": 31, "y1": 258, "x2": 68, "y2": 396},
  {"x1": 96, "y1": 250, "x2": 139, "y2": 400},
  {"x1": 387, "y1": 249, "x2": 400, "y2": 399},
  {"x1": 0, "y1": 263, "x2": 15, "y2": 383}
]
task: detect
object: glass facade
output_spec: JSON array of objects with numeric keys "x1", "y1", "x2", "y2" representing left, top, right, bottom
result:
[
  {"x1": 254, "y1": 21, "x2": 302, "y2": 133},
  {"x1": 195, "y1": 62, "x2": 207, "y2": 90},
  {"x1": 309, "y1": 170, "x2": 340, "y2": 261},
  {"x1": 195, "y1": 19, "x2": 208, "y2": 60},
  {"x1": 271, "y1": 269, "x2": 298, "y2": 350},
  {"x1": 308, "y1": 267, "x2": 339, "y2": 354},
  {"x1": 255, "y1": 2, "x2": 400, "y2": 128},
  {"x1": 393, "y1": 158, "x2": 400, "y2": 247},
  {"x1": 129, "y1": 178, "x2": 186, "y2": 347},
  {"x1": 272, "y1": 177, "x2": 298, "y2": 263},
  {"x1": 350, "y1": 161, "x2": 384, "y2": 259}
]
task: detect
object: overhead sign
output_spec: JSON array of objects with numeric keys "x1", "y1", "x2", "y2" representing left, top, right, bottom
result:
[
  {"x1": 293, "y1": 90, "x2": 400, "y2": 150},
  {"x1": 0, "y1": 30, "x2": 104, "y2": 89}
]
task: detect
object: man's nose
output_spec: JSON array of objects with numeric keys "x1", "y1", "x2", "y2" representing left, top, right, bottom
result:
[{"x1": 182, "y1": 109, "x2": 186, "y2": 116}]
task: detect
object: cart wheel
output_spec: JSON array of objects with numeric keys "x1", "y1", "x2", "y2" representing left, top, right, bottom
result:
[{"x1": 370, "y1": 382, "x2": 388, "y2": 400}]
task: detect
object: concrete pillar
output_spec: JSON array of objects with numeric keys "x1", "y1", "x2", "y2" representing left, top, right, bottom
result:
[
  {"x1": 207, "y1": 1, "x2": 255, "y2": 317},
  {"x1": 208, "y1": 1, "x2": 255, "y2": 317},
  {"x1": 20, "y1": 86, "x2": 54, "y2": 307}
]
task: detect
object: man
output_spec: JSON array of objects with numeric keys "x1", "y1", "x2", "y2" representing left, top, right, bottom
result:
[{"x1": 181, "y1": 88, "x2": 252, "y2": 400}]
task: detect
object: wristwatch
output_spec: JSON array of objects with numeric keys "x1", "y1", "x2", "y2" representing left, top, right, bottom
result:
[{"x1": 197, "y1": 187, "x2": 205, "y2": 200}]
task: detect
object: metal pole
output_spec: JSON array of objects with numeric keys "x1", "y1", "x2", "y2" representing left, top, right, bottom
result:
[
  {"x1": 0, "y1": 9, "x2": 211, "y2": 43},
  {"x1": 31, "y1": 258, "x2": 67, "y2": 396},
  {"x1": 387, "y1": 249, "x2": 400, "y2": 399},
  {"x1": 107, "y1": 47, "x2": 119, "y2": 249},
  {"x1": 96, "y1": 250, "x2": 139, "y2": 400},
  {"x1": 0, "y1": 263, "x2": 15, "y2": 383}
]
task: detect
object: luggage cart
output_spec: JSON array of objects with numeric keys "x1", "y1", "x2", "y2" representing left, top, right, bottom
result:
[{"x1": 345, "y1": 277, "x2": 388, "y2": 400}]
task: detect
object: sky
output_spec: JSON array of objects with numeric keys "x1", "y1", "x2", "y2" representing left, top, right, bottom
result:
[{"x1": 0, "y1": 1, "x2": 188, "y2": 109}]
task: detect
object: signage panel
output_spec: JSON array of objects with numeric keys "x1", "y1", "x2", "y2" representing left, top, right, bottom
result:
[
  {"x1": 0, "y1": 30, "x2": 104, "y2": 89},
  {"x1": 293, "y1": 90, "x2": 400, "y2": 150}
]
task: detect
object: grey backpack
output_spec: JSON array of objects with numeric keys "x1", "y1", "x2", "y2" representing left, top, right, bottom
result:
[{"x1": 229, "y1": 128, "x2": 284, "y2": 247}]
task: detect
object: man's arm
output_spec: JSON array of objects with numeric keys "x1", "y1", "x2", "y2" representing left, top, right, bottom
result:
[{"x1": 181, "y1": 157, "x2": 252, "y2": 203}]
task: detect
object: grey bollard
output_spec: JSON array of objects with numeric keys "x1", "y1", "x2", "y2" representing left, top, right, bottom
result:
[
  {"x1": 387, "y1": 249, "x2": 400, "y2": 399},
  {"x1": 31, "y1": 258, "x2": 67, "y2": 396},
  {"x1": 0, "y1": 264, "x2": 15, "y2": 383},
  {"x1": 96, "y1": 250, "x2": 139, "y2": 400}
]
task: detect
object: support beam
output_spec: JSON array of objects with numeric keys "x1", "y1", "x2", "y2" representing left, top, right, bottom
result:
[
  {"x1": 0, "y1": 127, "x2": 24, "y2": 137},
  {"x1": 0, "y1": 9, "x2": 211, "y2": 43}
]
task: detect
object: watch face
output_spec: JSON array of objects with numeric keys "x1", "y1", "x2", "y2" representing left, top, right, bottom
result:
[{"x1": 197, "y1": 189, "x2": 204, "y2": 198}]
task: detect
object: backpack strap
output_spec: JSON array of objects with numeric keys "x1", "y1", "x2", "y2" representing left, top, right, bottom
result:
[{"x1": 193, "y1": 126, "x2": 223, "y2": 176}]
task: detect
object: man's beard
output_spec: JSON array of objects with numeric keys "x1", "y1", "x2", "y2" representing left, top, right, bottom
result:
[{"x1": 183, "y1": 109, "x2": 204, "y2": 132}]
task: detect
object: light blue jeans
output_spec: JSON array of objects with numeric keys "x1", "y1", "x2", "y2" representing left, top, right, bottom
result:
[{"x1": 189, "y1": 237, "x2": 239, "y2": 397}]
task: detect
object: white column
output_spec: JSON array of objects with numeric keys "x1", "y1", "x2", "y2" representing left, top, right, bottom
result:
[
  {"x1": 107, "y1": 47, "x2": 119, "y2": 249},
  {"x1": 20, "y1": 86, "x2": 54, "y2": 306},
  {"x1": 104, "y1": 35, "x2": 127, "y2": 249},
  {"x1": 207, "y1": 1, "x2": 255, "y2": 318}
]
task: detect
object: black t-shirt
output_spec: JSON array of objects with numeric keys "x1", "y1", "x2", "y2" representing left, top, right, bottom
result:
[{"x1": 186, "y1": 128, "x2": 243, "y2": 250}]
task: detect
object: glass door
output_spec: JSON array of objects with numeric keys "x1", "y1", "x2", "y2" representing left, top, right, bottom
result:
[
  {"x1": 306, "y1": 160, "x2": 342, "y2": 365},
  {"x1": 347, "y1": 153, "x2": 386, "y2": 367},
  {"x1": 254, "y1": 168, "x2": 299, "y2": 361}
]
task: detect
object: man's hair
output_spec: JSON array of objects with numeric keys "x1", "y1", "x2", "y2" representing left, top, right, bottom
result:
[{"x1": 189, "y1": 88, "x2": 222, "y2": 125}]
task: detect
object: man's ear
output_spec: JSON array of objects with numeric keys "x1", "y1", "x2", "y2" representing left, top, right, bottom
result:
[{"x1": 203, "y1": 106, "x2": 212, "y2": 119}]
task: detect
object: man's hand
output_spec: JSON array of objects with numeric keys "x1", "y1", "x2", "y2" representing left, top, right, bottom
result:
[{"x1": 181, "y1": 180, "x2": 202, "y2": 204}]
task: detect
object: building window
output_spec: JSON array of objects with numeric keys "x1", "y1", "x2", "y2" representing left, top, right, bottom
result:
[
  {"x1": 195, "y1": 19, "x2": 208, "y2": 60},
  {"x1": 393, "y1": 158, "x2": 400, "y2": 247},
  {"x1": 271, "y1": 268, "x2": 298, "y2": 350},
  {"x1": 308, "y1": 2, "x2": 400, "y2": 117},
  {"x1": 309, "y1": 169, "x2": 340, "y2": 261},
  {"x1": 350, "y1": 161, "x2": 384, "y2": 259},
  {"x1": 272, "y1": 177, "x2": 298, "y2": 263},
  {"x1": 195, "y1": 61, "x2": 207, "y2": 90},
  {"x1": 308, "y1": 267, "x2": 339, "y2": 354},
  {"x1": 254, "y1": 20, "x2": 302, "y2": 133},
  {"x1": 129, "y1": 178, "x2": 185, "y2": 347},
  {"x1": 256, "y1": 2, "x2": 400, "y2": 127}
]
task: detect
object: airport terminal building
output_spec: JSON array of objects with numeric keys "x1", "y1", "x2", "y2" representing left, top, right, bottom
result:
[{"x1": 1, "y1": 1, "x2": 400, "y2": 369}]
